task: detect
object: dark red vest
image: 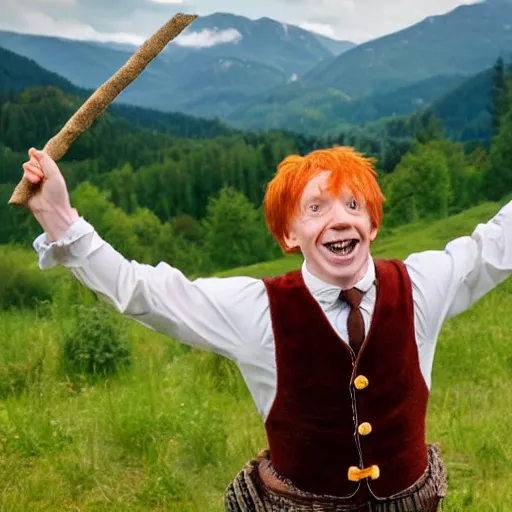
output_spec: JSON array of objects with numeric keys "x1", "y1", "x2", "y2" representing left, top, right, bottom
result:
[{"x1": 262, "y1": 259, "x2": 429, "y2": 500}]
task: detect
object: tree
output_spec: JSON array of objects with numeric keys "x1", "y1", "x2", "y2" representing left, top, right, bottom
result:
[
  {"x1": 385, "y1": 143, "x2": 452, "y2": 226},
  {"x1": 171, "y1": 214, "x2": 203, "y2": 244},
  {"x1": 486, "y1": 107, "x2": 512, "y2": 200},
  {"x1": 202, "y1": 187, "x2": 273, "y2": 271},
  {"x1": 490, "y1": 57, "x2": 508, "y2": 137},
  {"x1": 70, "y1": 182, "x2": 140, "y2": 260},
  {"x1": 102, "y1": 163, "x2": 138, "y2": 214},
  {"x1": 414, "y1": 111, "x2": 445, "y2": 144},
  {"x1": 427, "y1": 140, "x2": 482, "y2": 213},
  {"x1": 130, "y1": 207, "x2": 168, "y2": 264}
]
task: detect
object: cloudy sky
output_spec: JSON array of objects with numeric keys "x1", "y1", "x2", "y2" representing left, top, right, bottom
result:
[{"x1": 1, "y1": 0, "x2": 482, "y2": 45}]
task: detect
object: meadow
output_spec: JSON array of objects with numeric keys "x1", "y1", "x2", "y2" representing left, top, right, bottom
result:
[{"x1": 0, "y1": 199, "x2": 512, "y2": 511}]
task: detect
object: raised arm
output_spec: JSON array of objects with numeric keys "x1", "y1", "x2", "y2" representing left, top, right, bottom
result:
[
  {"x1": 403, "y1": 201, "x2": 512, "y2": 384},
  {"x1": 23, "y1": 149, "x2": 270, "y2": 363}
]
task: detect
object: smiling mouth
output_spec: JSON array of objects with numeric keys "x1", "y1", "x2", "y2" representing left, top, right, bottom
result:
[{"x1": 323, "y1": 239, "x2": 359, "y2": 256}]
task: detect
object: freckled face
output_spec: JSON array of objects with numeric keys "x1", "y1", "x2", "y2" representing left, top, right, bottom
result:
[{"x1": 285, "y1": 171, "x2": 378, "y2": 288}]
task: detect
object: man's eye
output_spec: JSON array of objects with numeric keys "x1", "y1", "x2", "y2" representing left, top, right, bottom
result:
[
  {"x1": 348, "y1": 199, "x2": 358, "y2": 210},
  {"x1": 309, "y1": 204, "x2": 320, "y2": 212}
]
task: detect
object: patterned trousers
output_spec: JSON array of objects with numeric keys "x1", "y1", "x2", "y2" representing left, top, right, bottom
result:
[{"x1": 224, "y1": 444, "x2": 447, "y2": 512}]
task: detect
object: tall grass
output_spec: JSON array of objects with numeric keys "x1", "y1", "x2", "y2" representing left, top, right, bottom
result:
[{"x1": 0, "y1": 199, "x2": 511, "y2": 510}]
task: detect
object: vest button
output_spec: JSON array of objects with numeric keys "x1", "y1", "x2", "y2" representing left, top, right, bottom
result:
[
  {"x1": 358, "y1": 422, "x2": 372, "y2": 436},
  {"x1": 354, "y1": 375, "x2": 369, "y2": 390},
  {"x1": 347, "y1": 464, "x2": 380, "y2": 482}
]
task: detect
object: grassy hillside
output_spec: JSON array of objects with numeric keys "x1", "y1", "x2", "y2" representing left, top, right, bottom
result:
[{"x1": 0, "y1": 198, "x2": 511, "y2": 510}]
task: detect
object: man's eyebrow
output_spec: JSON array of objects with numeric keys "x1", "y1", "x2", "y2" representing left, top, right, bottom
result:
[{"x1": 302, "y1": 187, "x2": 321, "y2": 200}]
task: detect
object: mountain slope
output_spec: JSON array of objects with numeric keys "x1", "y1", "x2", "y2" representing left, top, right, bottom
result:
[
  {"x1": 303, "y1": 0, "x2": 512, "y2": 98},
  {"x1": 313, "y1": 34, "x2": 356, "y2": 56},
  {"x1": 0, "y1": 13, "x2": 355, "y2": 118},
  {"x1": 164, "y1": 13, "x2": 344, "y2": 78},
  {"x1": 0, "y1": 47, "x2": 234, "y2": 139},
  {"x1": 227, "y1": 0, "x2": 512, "y2": 132},
  {"x1": 228, "y1": 73, "x2": 468, "y2": 133},
  {"x1": 431, "y1": 66, "x2": 495, "y2": 141},
  {"x1": 0, "y1": 46, "x2": 81, "y2": 94}
]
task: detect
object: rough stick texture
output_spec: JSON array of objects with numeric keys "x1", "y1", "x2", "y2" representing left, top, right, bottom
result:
[{"x1": 9, "y1": 12, "x2": 198, "y2": 207}]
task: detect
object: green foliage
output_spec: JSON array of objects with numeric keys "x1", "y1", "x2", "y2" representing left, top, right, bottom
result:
[
  {"x1": 203, "y1": 187, "x2": 278, "y2": 271},
  {"x1": 0, "y1": 246, "x2": 56, "y2": 310},
  {"x1": 384, "y1": 141, "x2": 451, "y2": 226},
  {"x1": 490, "y1": 57, "x2": 508, "y2": 136},
  {"x1": 60, "y1": 304, "x2": 132, "y2": 378},
  {"x1": 172, "y1": 214, "x2": 204, "y2": 244},
  {"x1": 383, "y1": 135, "x2": 487, "y2": 228},
  {"x1": 486, "y1": 107, "x2": 512, "y2": 200}
]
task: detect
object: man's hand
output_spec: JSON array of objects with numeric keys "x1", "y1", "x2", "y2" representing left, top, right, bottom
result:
[{"x1": 22, "y1": 148, "x2": 79, "y2": 242}]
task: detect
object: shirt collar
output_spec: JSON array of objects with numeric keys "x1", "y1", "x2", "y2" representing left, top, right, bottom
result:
[{"x1": 301, "y1": 255, "x2": 376, "y2": 307}]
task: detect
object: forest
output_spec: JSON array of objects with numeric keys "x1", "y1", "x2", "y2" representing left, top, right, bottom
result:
[{"x1": 0, "y1": 57, "x2": 511, "y2": 279}]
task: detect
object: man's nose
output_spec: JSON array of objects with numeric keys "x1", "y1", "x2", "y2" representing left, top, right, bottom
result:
[{"x1": 328, "y1": 201, "x2": 352, "y2": 228}]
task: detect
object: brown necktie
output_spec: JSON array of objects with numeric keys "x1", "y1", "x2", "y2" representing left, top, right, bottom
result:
[{"x1": 339, "y1": 288, "x2": 365, "y2": 355}]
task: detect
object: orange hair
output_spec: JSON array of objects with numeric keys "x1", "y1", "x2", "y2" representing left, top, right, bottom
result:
[{"x1": 263, "y1": 146, "x2": 385, "y2": 253}]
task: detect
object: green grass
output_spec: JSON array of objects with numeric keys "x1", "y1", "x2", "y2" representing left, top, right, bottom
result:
[{"x1": 0, "y1": 199, "x2": 511, "y2": 510}]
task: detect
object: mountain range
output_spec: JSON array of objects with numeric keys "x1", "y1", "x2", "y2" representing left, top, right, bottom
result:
[
  {"x1": 227, "y1": 0, "x2": 512, "y2": 132},
  {"x1": 0, "y1": 13, "x2": 354, "y2": 120},
  {"x1": 0, "y1": 46, "x2": 235, "y2": 140},
  {"x1": 0, "y1": 3, "x2": 508, "y2": 137}
]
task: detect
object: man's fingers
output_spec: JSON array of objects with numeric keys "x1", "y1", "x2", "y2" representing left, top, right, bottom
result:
[
  {"x1": 29, "y1": 155, "x2": 41, "y2": 168},
  {"x1": 23, "y1": 162, "x2": 44, "y2": 178},
  {"x1": 23, "y1": 169, "x2": 42, "y2": 184},
  {"x1": 27, "y1": 148, "x2": 44, "y2": 172},
  {"x1": 28, "y1": 147, "x2": 49, "y2": 170}
]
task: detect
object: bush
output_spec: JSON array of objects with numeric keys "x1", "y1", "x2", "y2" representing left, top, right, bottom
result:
[
  {"x1": 60, "y1": 303, "x2": 132, "y2": 378},
  {"x1": 0, "y1": 246, "x2": 55, "y2": 310}
]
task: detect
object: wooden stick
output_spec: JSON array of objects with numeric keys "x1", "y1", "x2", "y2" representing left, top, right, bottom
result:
[{"x1": 9, "y1": 12, "x2": 198, "y2": 206}]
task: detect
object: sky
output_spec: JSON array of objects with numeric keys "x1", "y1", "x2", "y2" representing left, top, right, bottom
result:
[{"x1": 0, "y1": 0, "x2": 482, "y2": 46}]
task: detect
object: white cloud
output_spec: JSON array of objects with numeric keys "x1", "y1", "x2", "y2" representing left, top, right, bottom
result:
[
  {"x1": 174, "y1": 28, "x2": 243, "y2": 47},
  {"x1": 0, "y1": 0, "x2": 486, "y2": 48},
  {"x1": 286, "y1": 0, "x2": 481, "y2": 42},
  {"x1": 299, "y1": 22, "x2": 337, "y2": 38},
  {"x1": 16, "y1": 11, "x2": 146, "y2": 44},
  {"x1": 33, "y1": 0, "x2": 76, "y2": 4}
]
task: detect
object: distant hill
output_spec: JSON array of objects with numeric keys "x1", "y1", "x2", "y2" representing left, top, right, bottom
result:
[
  {"x1": 0, "y1": 46, "x2": 81, "y2": 95},
  {"x1": 431, "y1": 66, "x2": 495, "y2": 141},
  {"x1": 302, "y1": 0, "x2": 512, "y2": 97},
  {"x1": 229, "y1": 0, "x2": 512, "y2": 133},
  {"x1": 228, "y1": 73, "x2": 468, "y2": 133},
  {"x1": 313, "y1": 34, "x2": 355, "y2": 56},
  {"x1": 1, "y1": 4, "x2": 503, "y2": 142},
  {"x1": 163, "y1": 13, "x2": 354, "y2": 78},
  {"x1": 0, "y1": 13, "x2": 355, "y2": 119},
  {"x1": 0, "y1": 46, "x2": 235, "y2": 139}
]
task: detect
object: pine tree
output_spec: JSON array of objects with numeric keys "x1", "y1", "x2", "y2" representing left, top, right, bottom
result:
[{"x1": 490, "y1": 57, "x2": 508, "y2": 137}]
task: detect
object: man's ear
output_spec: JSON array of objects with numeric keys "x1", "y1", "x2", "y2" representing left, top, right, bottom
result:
[
  {"x1": 284, "y1": 230, "x2": 299, "y2": 252},
  {"x1": 370, "y1": 226, "x2": 379, "y2": 242}
]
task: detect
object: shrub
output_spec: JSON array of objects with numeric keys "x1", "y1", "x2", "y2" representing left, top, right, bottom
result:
[
  {"x1": 0, "y1": 246, "x2": 55, "y2": 310},
  {"x1": 60, "y1": 303, "x2": 132, "y2": 378}
]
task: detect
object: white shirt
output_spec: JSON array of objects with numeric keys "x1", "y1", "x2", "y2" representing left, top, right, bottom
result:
[{"x1": 33, "y1": 201, "x2": 512, "y2": 420}]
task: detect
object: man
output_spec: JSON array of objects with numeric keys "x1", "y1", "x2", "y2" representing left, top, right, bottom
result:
[{"x1": 22, "y1": 145, "x2": 512, "y2": 511}]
